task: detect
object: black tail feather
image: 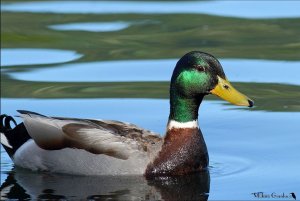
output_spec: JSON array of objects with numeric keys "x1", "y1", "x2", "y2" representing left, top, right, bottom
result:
[
  {"x1": 17, "y1": 110, "x2": 47, "y2": 117},
  {"x1": 5, "y1": 116, "x2": 17, "y2": 129},
  {"x1": 0, "y1": 114, "x2": 17, "y2": 130},
  {"x1": 0, "y1": 115, "x2": 31, "y2": 159}
]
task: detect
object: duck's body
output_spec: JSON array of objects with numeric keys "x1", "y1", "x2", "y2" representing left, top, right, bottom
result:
[
  {"x1": 1, "y1": 112, "x2": 207, "y2": 176},
  {"x1": 14, "y1": 139, "x2": 151, "y2": 176},
  {"x1": 1, "y1": 51, "x2": 253, "y2": 176},
  {"x1": 6, "y1": 114, "x2": 162, "y2": 175}
]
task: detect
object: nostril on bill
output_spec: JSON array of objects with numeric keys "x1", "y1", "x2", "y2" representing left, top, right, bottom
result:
[{"x1": 248, "y1": 99, "x2": 254, "y2": 108}]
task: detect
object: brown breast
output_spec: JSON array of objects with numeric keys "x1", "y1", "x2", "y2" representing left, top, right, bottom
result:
[{"x1": 145, "y1": 127, "x2": 208, "y2": 177}]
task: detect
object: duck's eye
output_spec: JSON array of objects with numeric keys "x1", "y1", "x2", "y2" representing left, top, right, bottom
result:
[
  {"x1": 223, "y1": 84, "x2": 230, "y2": 90},
  {"x1": 194, "y1": 65, "x2": 205, "y2": 72}
]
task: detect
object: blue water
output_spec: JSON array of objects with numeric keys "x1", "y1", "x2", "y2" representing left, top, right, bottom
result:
[
  {"x1": 1, "y1": 98, "x2": 300, "y2": 200},
  {"x1": 6, "y1": 57, "x2": 300, "y2": 85},
  {"x1": 0, "y1": 48, "x2": 82, "y2": 67},
  {"x1": 49, "y1": 21, "x2": 131, "y2": 32},
  {"x1": 48, "y1": 20, "x2": 158, "y2": 32},
  {"x1": 1, "y1": 0, "x2": 300, "y2": 200},
  {"x1": 2, "y1": 1, "x2": 300, "y2": 19}
]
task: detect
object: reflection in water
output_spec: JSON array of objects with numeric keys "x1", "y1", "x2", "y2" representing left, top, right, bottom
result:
[
  {"x1": 1, "y1": 168, "x2": 210, "y2": 201},
  {"x1": 2, "y1": 1, "x2": 300, "y2": 19},
  {"x1": 49, "y1": 21, "x2": 131, "y2": 32},
  {"x1": 48, "y1": 20, "x2": 159, "y2": 33},
  {"x1": 1, "y1": 98, "x2": 300, "y2": 199},
  {"x1": 0, "y1": 48, "x2": 83, "y2": 67},
  {"x1": 8, "y1": 59, "x2": 300, "y2": 85}
]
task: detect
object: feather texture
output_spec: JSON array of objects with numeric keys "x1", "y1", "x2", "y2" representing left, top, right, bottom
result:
[
  {"x1": 19, "y1": 111, "x2": 162, "y2": 159},
  {"x1": 13, "y1": 111, "x2": 163, "y2": 175}
]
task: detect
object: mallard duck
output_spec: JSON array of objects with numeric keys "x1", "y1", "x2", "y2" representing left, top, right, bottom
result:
[{"x1": 0, "y1": 51, "x2": 253, "y2": 177}]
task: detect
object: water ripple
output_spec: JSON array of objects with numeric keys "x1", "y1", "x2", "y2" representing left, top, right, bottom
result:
[{"x1": 209, "y1": 153, "x2": 252, "y2": 178}]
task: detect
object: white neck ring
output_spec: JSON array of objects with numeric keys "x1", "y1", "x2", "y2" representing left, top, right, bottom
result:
[{"x1": 167, "y1": 119, "x2": 198, "y2": 129}]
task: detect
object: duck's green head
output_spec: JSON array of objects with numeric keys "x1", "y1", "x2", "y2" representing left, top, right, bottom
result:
[{"x1": 169, "y1": 51, "x2": 253, "y2": 122}]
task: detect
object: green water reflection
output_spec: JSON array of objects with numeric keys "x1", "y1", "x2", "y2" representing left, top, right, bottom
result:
[
  {"x1": 2, "y1": 74, "x2": 300, "y2": 112},
  {"x1": 1, "y1": 2, "x2": 300, "y2": 200},
  {"x1": 2, "y1": 12, "x2": 300, "y2": 61},
  {"x1": 2, "y1": 5, "x2": 300, "y2": 113}
]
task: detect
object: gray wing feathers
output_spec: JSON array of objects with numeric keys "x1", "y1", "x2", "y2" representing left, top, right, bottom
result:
[{"x1": 18, "y1": 111, "x2": 161, "y2": 160}]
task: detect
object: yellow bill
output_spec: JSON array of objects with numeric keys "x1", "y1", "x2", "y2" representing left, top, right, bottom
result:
[{"x1": 210, "y1": 76, "x2": 254, "y2": 107}]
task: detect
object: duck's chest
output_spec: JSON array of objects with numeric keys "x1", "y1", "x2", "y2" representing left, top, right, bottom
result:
[{"x1": 145, "y1": 128, "x2": 208, "y2": 176}]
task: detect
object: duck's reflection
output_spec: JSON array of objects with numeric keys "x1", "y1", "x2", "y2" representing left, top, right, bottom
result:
[{"x1": 1, "y1": 168, "x2": 210, "y2": 201}]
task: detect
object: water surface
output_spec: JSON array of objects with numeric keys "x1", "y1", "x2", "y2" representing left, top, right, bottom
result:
[
  {"x1": 1, "y1": 167, "x2": 209, "y2": 200},
  {"x1": 8, "y1": 59, "x2": 300, "y2": 85},
  {"x1": 1, "y1": 98, "x2": 299, "y2": 200},
  {"x1": 1, "y1": 0, "x2": 300, "y2": 200},
  {"x1": 2, "y1": 1, "x2": 300, "y2": 19},
  {"x1": 49, "y1": 21, "x2": 131, "y2": 32},
  {"x1": 1, "y1": 48, "x2": 82, "y2": 67}
]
